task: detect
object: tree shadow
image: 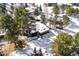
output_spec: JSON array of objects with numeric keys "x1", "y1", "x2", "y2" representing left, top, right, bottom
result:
[{"x1": 69, "y1": 21, "x2": 79, "y2": 29}]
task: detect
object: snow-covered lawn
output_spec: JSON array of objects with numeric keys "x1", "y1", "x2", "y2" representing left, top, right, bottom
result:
[{"x1": 10, "y1": 31, "x2": 55, "y2": 56}]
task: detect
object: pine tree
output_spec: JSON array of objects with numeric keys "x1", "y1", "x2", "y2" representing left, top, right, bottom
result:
[
  {"x1": 0, "y1": 3, "x2": 6, "y2": 14},
  {"x1": 34, "y1": 7, "x2": 39, "y2": 16},
  {"x1": 33, "y1": 47, "x2": 37, "y2": 56},
  {"x1": 14, "y1": 6, "x2": 29, "y2": 36},
  {"x1": 75, "y1": 8, "x2": 79, "y2": 14},
  {"x1": 38, "y1": 48, "x2": 43, "y2": 56},
  {"x1": 52, "y1": 32, "x2": 76, "y2": 56},
  {"x1": 63, "y1": 15, "x2": 69, "y2": 25},
  {"x1": 1, "y1": 13, "x2": 16, "y2": 43},
  {"x1": 39, "y1": 5, "x2": 42, "y2": 11},
  {"x1": 51, "y1": 17, "x2": 56, "y2": 30},
  {"x1": 41, "y1": 15, "x2": 46, "y2": 24},
  {"x1": 60, "y1": 4, "x2": 65, "y2": 13},
  {"x1": 0, "y1": 6, "x2": 29, "y2": 44},
  {"x1": 53, "y1": 4, "x2": 59, "y2": 16},
  {"x1": 75, "y1": 32, "x2": 79, "y2": 45},
  {"x1": 66, "y1": 6, "x2": 72, "y2": 16}
]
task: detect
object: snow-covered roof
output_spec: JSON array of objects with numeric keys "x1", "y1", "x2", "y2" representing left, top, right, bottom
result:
[{"x1": 36, "y1": 22, "x2": 49, "y2": 33}]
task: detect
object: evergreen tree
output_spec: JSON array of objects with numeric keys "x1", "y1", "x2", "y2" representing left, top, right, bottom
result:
[
  {"x1": 53, "y1": 4, "x2": 59, "y2": 16},
  {"x1": 51, "y1": 17, "x2": 56, "y2": 30},
  {"x1": 0, "y1": 3, "x2": 6, "y2": 14},
  {"x1": 38, "y1": 48, "x2": 43, "y2": 56},
  {"x1": 75, "y1": 32, "x2": 79, "y2": 45},
  {"x1": 63, "y1": 15, "x2": 69, "y2": 25},
  {"x1": 71, "y1": 8, "x2": 75, "y2": 13},
  {"x1": 52, "y1": 32, "x2": 76, "y2": 56},
  {"x1": 33, "y1": 47, "x2": 37, "y2": 56},
  {"x1": 75, "y1": 8, "x2": 79, "y2": 14},
  {"x1": 41, "y1": 15, "x2": 46, "y2": 24},
  {"x1": 34, "y1": 7, "x2": 40, "y2": 16},
  {"x1": 39, "y1": 5, "x2": 42, "y2": 11},
  {"x1": 0, "y1": 6, "x2": 29, "y2": 44},
  {"x1": 1, "y1": 13, "x2": 17, "y2": 43},
  {"x1": 74, "y1": 32, "x2": 79, "y2": 55},
  {"x1": 14, "y1": 6, "x2": 29, "y2": 36},
  {"x1": 66, "y1": 6, "x2": 72, "y2": 16},
  {"x1": 60, "y1": 4, "x2": 65, "y2": 13}
]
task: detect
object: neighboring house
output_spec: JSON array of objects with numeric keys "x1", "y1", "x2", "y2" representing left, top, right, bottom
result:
[{"x1": 28, "y1": 19, "x2": 49, "y2": 37}]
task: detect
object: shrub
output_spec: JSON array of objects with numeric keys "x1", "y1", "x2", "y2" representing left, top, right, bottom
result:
[
  {"x1": 17, "y1": 40, "x2": 26, "y2": 48},
  {"x1": 52, "y1": 32, "x2": 76, "y2": 56}
]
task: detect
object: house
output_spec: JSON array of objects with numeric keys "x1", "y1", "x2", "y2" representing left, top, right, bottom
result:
[{"x1": 36, "y1": 22, "x2": 49, "y2": 35}]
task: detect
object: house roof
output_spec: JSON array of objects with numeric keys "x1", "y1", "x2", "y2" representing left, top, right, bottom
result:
[{"x1": 36, "y1": 22, "x2": 49, "y2": 33}]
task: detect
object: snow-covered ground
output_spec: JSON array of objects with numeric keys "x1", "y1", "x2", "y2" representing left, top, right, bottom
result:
[
  {"x1": 55, "y1": 14, "x2": 79, "y2": 36},
  {"x1": 10, "y1": 31, "x2": 56, "y2": 56},
  {"x1": 10, "y1": 15, "x2": 79, "y2": 56},
  {"x1": 9, "y1": 20, "x2": 57, "y2": 56},
  {"x1": 9, "y1": 3, "x2": 79, "y2": 56}
]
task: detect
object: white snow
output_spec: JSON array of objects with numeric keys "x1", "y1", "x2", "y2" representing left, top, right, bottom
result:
[
  {"x1": 10, "y1": 31, "x2": 55, "y2": 56},
  {"x1": 35, "y1": 15, "x2": 41, "y2": 20},
  {"x1": 9, "y1": 4, "x2": 79, "y2": 56},
  {"x1": 36, "y1": 22, "x2": 49, "y2": 33},
  {"x1": 25, "y1": 7, "x2": 35, "y2": 13},
  {"x1": 55, "y1": 14, "x2": 79, "y2": 36},
  {"x1": 10, "y1": 15, "x2": 79, "y2": 56}
]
